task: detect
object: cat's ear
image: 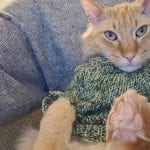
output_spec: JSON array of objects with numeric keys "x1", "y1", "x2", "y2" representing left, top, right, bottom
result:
[
  {"x1": 80, "y1": 0, "x2": 105, "y2": 25},
  {"x1": 136, "y1": 0, "x2": 150, "y2": 16}
]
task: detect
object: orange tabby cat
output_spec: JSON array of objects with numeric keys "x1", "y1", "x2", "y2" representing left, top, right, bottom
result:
[{"x1": 16, "y1": 0, "x2": 150, "y2": 150}]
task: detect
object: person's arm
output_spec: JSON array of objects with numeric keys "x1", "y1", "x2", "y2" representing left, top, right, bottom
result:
[{"x1": 0, "y1": 15, "x2": 48, "y2": 125}]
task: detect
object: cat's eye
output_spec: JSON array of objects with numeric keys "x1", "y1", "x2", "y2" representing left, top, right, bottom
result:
[
  {"x1": 136, "y1": 25, "x2": 148, "y2": 38},
  {"x1": 104, "y1": 31, "x2": 118, "y2": 41}
]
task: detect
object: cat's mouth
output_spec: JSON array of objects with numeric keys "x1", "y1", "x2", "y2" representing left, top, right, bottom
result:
[
  {"x1": 117, "y1": 64, "x2": 143, "y2": 72},
  {"x1": 108, "y1": 56, "x2": 144, "y2": 72},
  {"x1": 110, "y1": 55, "x2": 146, "y2": 72}
]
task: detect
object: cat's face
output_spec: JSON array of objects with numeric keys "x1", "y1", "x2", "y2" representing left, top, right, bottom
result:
[{"x1": 81, "y1": 0, "x2": 150, "y2": 72}]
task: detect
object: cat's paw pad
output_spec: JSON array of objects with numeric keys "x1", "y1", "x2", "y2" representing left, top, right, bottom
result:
[
  {"x1": 107, "y1": 90, "x2": 145, "y2": 142},
  {"x1": 110, "y1": 101, "x2": 143, "y2": 142}
]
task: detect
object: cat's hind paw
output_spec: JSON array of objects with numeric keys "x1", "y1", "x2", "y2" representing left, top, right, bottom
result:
[{"x1": 106, "y1": 90, "x2": 148, "y2": 143}]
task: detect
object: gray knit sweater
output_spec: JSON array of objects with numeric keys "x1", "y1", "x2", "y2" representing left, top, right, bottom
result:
[{"x1": 0, "y1": 0, "x2": 132, "y2": 125}]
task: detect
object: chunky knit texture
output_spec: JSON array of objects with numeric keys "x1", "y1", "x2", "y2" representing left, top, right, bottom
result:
[{"x1": 43, "y1": 57, "x2": 150, "y2": 143}]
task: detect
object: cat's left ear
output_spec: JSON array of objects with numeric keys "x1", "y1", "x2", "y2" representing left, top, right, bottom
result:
[
  {"x1": 80, "y1": 0, "x2": 105, "y2": 25},
  {"x1": 136, "y1": 0, "x2": 150, "y2": 16}
]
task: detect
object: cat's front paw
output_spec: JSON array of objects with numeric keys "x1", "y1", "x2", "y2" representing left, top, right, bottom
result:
[
  {"x1": 106, "y1": 90, "x2": 148, "y2": 142},
  {"x1": 33, "y1": 98, "x2": 76, "y2": 150}
]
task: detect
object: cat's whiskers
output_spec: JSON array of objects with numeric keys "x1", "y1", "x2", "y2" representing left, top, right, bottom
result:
[
  {"x1": 106, "y1": 55, "x2": 121, "y2": 62},
  {"x1": 140, "y1": 51, "x2": 150, "y2": 59},
  {"x1": 100, "y1": 55, "x2": 114, "y2": 63},
  {"x1": 135, "y1": 51, "x2": 150, "y2": 65},
  {"x1": 107, "y1": 56, "x2": 123, "y2": 66}
]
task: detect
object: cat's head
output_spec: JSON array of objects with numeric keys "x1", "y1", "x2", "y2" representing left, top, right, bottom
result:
[{"x1": 81, "y1": 0, "x2": 150, "y2": 72}]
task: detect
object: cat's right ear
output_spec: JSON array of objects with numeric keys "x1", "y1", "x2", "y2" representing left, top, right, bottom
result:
[
  {"x1": 80, "y1": 0, "x2": 105, "y2": 25},
  {"x1": 135, "y1": 0, "x2": 150, "y2": 16}
]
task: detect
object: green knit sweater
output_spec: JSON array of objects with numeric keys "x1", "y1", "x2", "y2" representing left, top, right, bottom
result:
[{"x1": 42, "y1": 57, "x2": 150, "y2": 143}]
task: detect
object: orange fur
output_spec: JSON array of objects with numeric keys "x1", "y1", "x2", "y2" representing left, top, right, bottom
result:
[{"x1": 16, "y1": 0, "x2": 150, "y2": 150}]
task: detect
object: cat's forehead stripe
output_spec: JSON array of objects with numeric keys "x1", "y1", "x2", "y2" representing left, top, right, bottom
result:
[
  {"x1": 109, "y1": 3, "x2": 137, "y2": 34},
  {"x1": 112, "y1": 23, "x2": 116, "y2": 30}
]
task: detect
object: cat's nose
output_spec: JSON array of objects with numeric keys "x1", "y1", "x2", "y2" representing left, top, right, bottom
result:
[{"x1": 124, "y1": 55, "x2": 136, "y2": 63}]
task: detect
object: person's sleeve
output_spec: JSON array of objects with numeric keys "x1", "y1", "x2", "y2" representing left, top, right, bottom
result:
[{"x1": 0, "y1": 16, "x2": 48, "y2": 125}]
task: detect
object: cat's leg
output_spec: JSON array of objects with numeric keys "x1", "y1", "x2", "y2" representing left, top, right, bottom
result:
[
  {"x1": 106, "y1": 89, "x2": 150, "y2": 143},
  {"x1": 33, "y1": 97, "x2": 76, "y2": 150}
]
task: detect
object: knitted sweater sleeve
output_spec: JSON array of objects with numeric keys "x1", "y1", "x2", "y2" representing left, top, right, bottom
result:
[{"x1": 0, "y1": 15, "x2": 47, "y2": 125}]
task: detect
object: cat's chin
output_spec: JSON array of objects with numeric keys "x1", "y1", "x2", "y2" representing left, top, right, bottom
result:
[{"x1": 118, "y1": 65, "x2": 142, "y2": 73}]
